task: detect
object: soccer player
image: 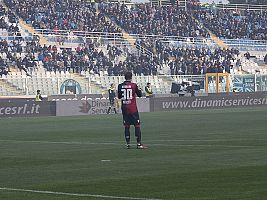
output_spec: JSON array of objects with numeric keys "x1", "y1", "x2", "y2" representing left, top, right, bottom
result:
[
  {"x1": 118, "y1": 72, "x2": 146, "y2": 149},
  {"x1": 107, "y1": 83, "x2": 117, "y2": 114},
  {"x1": 145, "y1": 82, "x2": 153, "y2": 98}
]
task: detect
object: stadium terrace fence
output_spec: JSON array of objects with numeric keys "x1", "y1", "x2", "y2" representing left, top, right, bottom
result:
[
  {"x1": 222, "y1": 39, "x2": 267, "y2": 52},
  {"x1": 32, "y1": 29, "x2": 267, "y2": 52},
  {"x1": 1, "y1": 29, "x2": 266, "y2": 52},
  {"x1": 130, "y1": 33, "x2": 218, "y2": 48},
  {"x1": 216, "y1": 3, "x2": 267, "y2": 11},
  {"x1": 1, "y1": 74, "x2": 267, "y2": 96},
  {"x1": 104, "y1": 0, "x2": 187, "y2": 8},
  {"x1": 34, "y1": 29, "x2": 216, "y2": 49},
  {"x1": 34, "y1": 29, "x2": 123, "y2": 44},
  {"x1": 136, "y1": 43, "x2": 154, "y2": 58},
  {"x1": 0, "y1": 32, "x2": 33, "y2": 42}
]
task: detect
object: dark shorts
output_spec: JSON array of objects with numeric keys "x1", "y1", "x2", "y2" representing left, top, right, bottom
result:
[
  {"x1": 122, "y1": 111, "x2": 140, "y2": 126},
  {"x1": 109, "y1": 98, "x2": 115, "y2": 106}
]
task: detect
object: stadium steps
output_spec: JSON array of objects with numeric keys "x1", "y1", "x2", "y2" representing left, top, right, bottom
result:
[
  {"x1": 96, "y1": 2, "x2": 135, "y2": 46},
  {"x1": 208, "y1": 31, "x2": 228, "y2": 49},
  {"x1": 0, "y1": 77, "x2": 25, "y2": 95},
  {"x1": 99, "y1": 7, "x2": 135, "y2": 47},
  {"x1": 189, "y1": 12, "x2": 228, "y2": 49},
  {"x1": 72, "y1": 73, "x2": 104, "y2": 94},
  {"x1": 17, "y1": 19, "x2": 48, "y2": 45},
  {"x1": 120, "y1": 31, "x2": 135, "y2": 46}
]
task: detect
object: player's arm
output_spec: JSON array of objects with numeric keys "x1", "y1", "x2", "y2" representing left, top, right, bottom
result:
[
  {"x1": 117, "y1": 84, "x2": 122, "y2": 99},
  {"x1": 136, "y1": 84, "x2": 142, "y2": 97}
]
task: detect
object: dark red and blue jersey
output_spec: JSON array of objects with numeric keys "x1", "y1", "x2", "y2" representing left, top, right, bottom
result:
[{"x1": 118, "y1": 81, "x2": 142, "y2": 114}]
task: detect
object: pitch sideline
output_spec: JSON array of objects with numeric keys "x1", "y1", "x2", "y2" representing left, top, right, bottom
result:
[
  {"x1": 0, "y1": 139, "x2": 260, "y2": 148},
  {"x1": 0, "y1": 187, "x2": 162, "y2": 200}
]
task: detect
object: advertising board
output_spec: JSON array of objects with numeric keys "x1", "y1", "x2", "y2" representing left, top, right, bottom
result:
[
  {"x1": 0, "y1": 101, "x2": 56, "y2": 118},
  {"x1": 47, "y1": 94, "x2": 103, "y2": 101},
  {"x1": 233, "y1": 75, "x2": 256, "y2": 92},
  {"x1": 152, "y1": 92, "x2": 267, "y2": 111},
  {"x1": 56, "y1": 98, "x2": 150, "y2": 116}
]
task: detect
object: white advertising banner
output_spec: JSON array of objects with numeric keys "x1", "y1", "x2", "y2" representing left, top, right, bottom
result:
[{"x1": 56, "y1": 98, "x2": 150, "y2": 116}]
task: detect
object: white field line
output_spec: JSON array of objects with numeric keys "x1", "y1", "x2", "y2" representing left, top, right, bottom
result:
[
  {"x1": 0, "y1": 139, "x2": 262, "y2": 148},
  {"x1": 0, "y1": 140, "x2": 118, "y2": 145},
  {"x1": 0, "y1": 187, "x2": 162, "y2": 200},
  {"x1": 149, "y1": 139, "x2": 267, "y2": 142}
]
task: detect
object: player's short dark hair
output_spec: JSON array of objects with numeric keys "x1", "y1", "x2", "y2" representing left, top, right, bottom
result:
[
  {"x1": 124, "y1": 72, "x2": 132, "y2": 80},
  {"x1": 37, "y1": 90, "x2": 40, "y2": 93}
]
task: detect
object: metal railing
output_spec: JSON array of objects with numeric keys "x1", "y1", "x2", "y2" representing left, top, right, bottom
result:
[
  {"x1": 0, "y1": 31, "x2": 33, "y2": 41},
  {"x1": 34, "y1": 29, "x2": 122, "y2": 39},
  {"x1": 216, "y1": 3, "x2": 267, "y2": 11},
  {"x1": 222, "y1": 38, "x2": 267, "y2": 51},
  {"x1": 1, "y1": 74, "x2": 267, "y2": 96},
  {"x1": 130, "y1": 33, "x2": 218, "y2": 49},
  {"x1": 136, "y1": 43, "x2": 154, "y2": 58},
  {"x1": 0, "y1": 76, "x2": 91, "y2": 96},
  {"x1": 1, "y1": 27, "x2": 267, "y2": 52},
  {"x1": 33, "y1": 28, "x2": 133, "y2": 48}
]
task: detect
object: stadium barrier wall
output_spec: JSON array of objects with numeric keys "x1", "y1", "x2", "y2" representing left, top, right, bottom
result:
[
  {"x1": 56, "y1": 98, "x2": 150, "y2": 116},
  {"x1": 47, "y1": 94, "x2": 103, "y2": 101},
  {"x1": 0, "y1": 96, "x2": 48, "y2": 102},
  {"x1": 0, "y1": 101, "x2": 56, "y2": 118},
  {"x1": 2, "y1": 92, "x2": 267, "y2": 118},
  {"x1": 151, "y1": 92, "x2": 267, "y2": 112}
]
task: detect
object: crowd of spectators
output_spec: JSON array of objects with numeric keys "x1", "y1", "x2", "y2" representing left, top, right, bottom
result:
[
  {"x1": 1, "y1": 0, "x2": 264, "y2": 78},
  {"x1": 165, "y1": 46, "x2": 239, "y2": 75},
  {"x1": 0, "y1": 33, "x2": 241, "y2": 77},
  {"x1": 12, "y1": 38, "x2": 126, "y2": 75},
  {"x1": 107, "y1": 53, "x2": 159, "y2": 76},
  {"x1": 0, "y1": 39, "x2": 36, "y2": 76},
  {"x1": 192, "y1": 7, "x2": 267, "y2": 40},
  {"x1": 36, "y1": 41, "x2": 159, "y2": 76},
  {"x1": 3, "y1": 0, "x2": 267, "y2": 41},
  {"x1": 0, "y1": 39, "x2": 10, "y2": 77},
  {"x1": 99, "y1": 3, "x2": 209, "y2": 38},
  {"x1": 0, "y1": 35, "x2": 161, "y2": 76},
  {"x1": 139, "y1": 38, "x2": 240, "y2": 75},
  {"x1": 4, "y1": 0, "x2": 121, "y2": 33},
  {"x1": 4, "y1": 0, "x2": 266, "y2": 41},
  {"x1": 0, "y1": 67, "x2": 9, "y2": 77},
  {"x1": 0, "y1": 4, "x2": 21, "y2": 38}
]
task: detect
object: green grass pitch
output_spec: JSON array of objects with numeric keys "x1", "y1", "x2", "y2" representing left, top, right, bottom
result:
[{"x1": 0, "y1": 107, "x2": 267, "y2": 200}]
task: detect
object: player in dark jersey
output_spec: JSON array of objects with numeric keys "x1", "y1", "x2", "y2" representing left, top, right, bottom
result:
[
  {"x1": 107, "y1": 83, "x2": 117, "y2": 114},
  {"x1": 118, "y1": 72, "x2": 147, "y2": 149}
]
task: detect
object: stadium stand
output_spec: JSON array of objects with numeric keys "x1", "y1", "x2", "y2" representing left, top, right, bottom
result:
[
  {"x1": 99, "y1": 2, "x2": 209, "y2": 38},
  {"x1": 0, "y1": 0, "x2": 267, "y2": 96},
  {"x1": 192, "y1": 8, "x2": 267, "y2": 40},
  {"x1": 4, "y1": 0, "x2": 121, "y2": 33}
]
